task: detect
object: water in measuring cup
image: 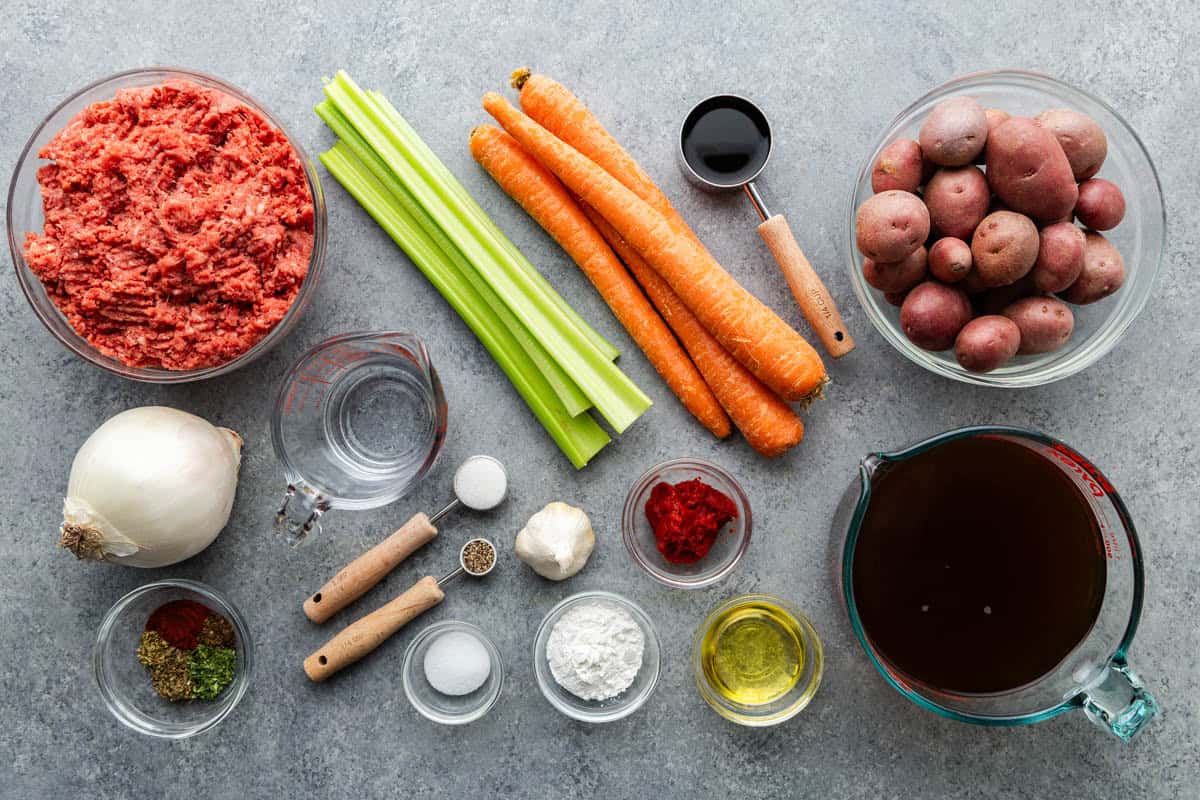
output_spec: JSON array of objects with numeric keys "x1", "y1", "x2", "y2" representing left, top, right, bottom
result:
[{"x1": 317, "y1": 353, "x2": 441, "y2": 500}]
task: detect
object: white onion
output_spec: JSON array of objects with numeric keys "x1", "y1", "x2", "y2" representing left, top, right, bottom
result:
[{"x1": 59, "y1": 406, "x2": 242, "y2": 568}]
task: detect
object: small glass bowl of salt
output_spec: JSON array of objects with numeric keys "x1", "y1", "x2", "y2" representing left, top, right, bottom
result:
[{"x1": 402, "y1": 620, "x2": 504, "y2": 725}]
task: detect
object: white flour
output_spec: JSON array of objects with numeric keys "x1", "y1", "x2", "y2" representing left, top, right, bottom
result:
[{"x1": 546, "y1": 602, "x2": 645, "y2": 701}]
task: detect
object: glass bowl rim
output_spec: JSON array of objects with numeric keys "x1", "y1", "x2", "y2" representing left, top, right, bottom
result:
[
  {"x1": 92, "y1": 578, "x2": 255, "y2": 739},
  {"x1": 7, "y1": 65, "x2": 328, "y2": 384},
  {"x1": 400, "y1": 619, "x2": 505, "y2": 725},
  {"x1": 844, "y1": 68, "x2": 1165, "y2": 388},
  {"x1": 621, "y1": 457, "x2": 753, "y2": 589},
  {"x1": 690, "y1": 592, "x2": 824, "y2": 727},
  {"x1": 532, "y1": 589, "x2": 662, "y2": 723}
]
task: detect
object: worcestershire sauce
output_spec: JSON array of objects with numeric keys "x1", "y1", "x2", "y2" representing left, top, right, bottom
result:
[
  {"x1": 680, "y1": 96, "x2": 770, "y2": 186},
  {"x1": 852, "y1": 436, "x2": 1106, "y2": 694}
]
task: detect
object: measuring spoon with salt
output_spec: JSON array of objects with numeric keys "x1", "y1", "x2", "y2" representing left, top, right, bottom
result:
[
  {"x1": 304, "y1": 538, "x2": 497, "y2": 682},
  {"x1": 303, "y1": 455, "x2": 507, "y2": 623}
]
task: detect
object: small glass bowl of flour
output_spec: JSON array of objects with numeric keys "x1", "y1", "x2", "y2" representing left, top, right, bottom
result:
[
  {"x1": 402, "y1": 621, "x2": 504, "y2": 724},
  {"x1": 533, "y1": 591, "x2": 661, "y2": 723}
]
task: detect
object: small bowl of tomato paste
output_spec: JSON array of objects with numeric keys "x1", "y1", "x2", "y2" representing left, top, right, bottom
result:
[
  {"x1": 7, "y1": 67, "x2": 327, "y2": 382},
  {"x1": 622, "y1": 458, "x2": 751, "y2": 589}
]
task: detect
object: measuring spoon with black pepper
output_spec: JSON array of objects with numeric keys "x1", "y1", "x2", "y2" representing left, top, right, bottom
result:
[{"x1": 303, "y1": 538, "x2": 497, "y2": 682}]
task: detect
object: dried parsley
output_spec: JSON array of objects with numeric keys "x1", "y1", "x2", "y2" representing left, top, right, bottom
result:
[{"x1": 188, "y1": 645, "x2": 237, "y2": 700}]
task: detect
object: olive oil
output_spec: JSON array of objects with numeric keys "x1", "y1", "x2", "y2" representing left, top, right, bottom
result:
[{"x1": 700, "y1": 599, "x2": 804, "y2": 705}]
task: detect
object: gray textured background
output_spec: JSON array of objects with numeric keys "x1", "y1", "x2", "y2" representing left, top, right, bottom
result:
[{"x1": 2, "y1": 1, "x2": 1197, "y2": 798}]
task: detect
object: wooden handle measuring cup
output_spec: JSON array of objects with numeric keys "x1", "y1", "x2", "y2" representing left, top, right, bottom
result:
[{"x1": 757, "y1": 214, "x2": 855, "y2": 358}]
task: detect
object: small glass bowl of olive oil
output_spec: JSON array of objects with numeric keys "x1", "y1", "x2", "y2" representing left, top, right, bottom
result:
[{"x1": 692, "y1": 594, "x2": 823, "y2": 726}]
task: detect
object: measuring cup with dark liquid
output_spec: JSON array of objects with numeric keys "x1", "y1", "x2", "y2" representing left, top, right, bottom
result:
[
  {"x1": 678, "y1": 95, "x2": 854, "y2": 358},
  {"x1": 832, "y1": 426, "x2": 1157, "y2": 741}
]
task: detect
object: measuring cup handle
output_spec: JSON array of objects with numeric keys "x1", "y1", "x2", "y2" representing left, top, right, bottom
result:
[
  {"x1": 303, "y1": 513, "x2": 438, "y2": 623},
  {"x1": 274, "y1": 485, "x2": 329, "y2": 547},
  {"x1": 304, "y1": 576, "x2": 445, "y2": 682},
  {"x1": 1079, "y1": 658, "x2": 1159, "y2": 741},
  {"x1": 757, "y1": 214, "x2": 855, "y2": 358}
]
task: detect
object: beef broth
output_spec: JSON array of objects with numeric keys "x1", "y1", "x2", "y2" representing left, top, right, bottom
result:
[{"x1": 851, "y1": 435, "x2": 1106, "y2": 694}]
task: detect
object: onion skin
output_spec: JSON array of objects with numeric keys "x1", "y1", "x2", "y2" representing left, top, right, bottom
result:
[{"x1": 59, "y1": 407, "x2": 242, "y2": 567}]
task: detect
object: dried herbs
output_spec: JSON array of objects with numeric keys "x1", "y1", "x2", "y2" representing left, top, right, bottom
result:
[{"x1": 138, "y1": 601, "x2": 237, "y2": 702}]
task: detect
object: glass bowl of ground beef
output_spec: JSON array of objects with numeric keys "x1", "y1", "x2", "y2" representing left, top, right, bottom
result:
[{"x1": 7, "y1": 67, "x2": 327, "y2": 382}]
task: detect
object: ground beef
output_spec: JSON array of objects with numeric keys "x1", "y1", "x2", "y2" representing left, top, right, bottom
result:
[{"x1": 23, "y1": 80, "x2": 314, "y2": 370}]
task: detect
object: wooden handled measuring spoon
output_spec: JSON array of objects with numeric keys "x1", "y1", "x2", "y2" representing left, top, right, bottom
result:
[
  {"x1": 304, "y1": 538, "x2": 497, "y2": 682},
  {"x1": 303, "y1": 455, "x2": 506, "y2": 623},
  {"x1": 678, "y1": 94, "x2": 854, "y2": 358}
]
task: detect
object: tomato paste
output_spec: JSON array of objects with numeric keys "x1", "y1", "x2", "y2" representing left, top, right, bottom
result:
[
  {"x1": 23, "y1": 80, "x2": 314, "y2": 370},
  {"x1": 644, "y1": 478, "x2": 738, "y2": 564}
]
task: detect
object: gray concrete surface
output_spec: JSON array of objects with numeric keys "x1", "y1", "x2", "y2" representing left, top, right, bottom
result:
[{"x1": 1, "y1": 1, "x2": 1197, "y2": 797}]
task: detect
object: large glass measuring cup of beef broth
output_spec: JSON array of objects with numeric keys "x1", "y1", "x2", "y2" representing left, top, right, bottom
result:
[
  {"x1": 833, "y1": 426, "x2": 1157, "y2": 740},
  {"x1": 271, "y1": 332, "x2": 448, "y2": 545}
]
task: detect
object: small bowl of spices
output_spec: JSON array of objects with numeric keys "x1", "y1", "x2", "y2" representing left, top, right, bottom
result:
[
  {"x1": 533, "y1": 591, "x2": 661, "y2": 723},
  {"x1": 622, "y1": 458, "x2": 751, "y2": 589},
  {"x1": 93, "y1": 579, "x2": 252, "y2": 738},
  {"x1": 402, "y1": 620, "x2": 504, "y2": 725}
]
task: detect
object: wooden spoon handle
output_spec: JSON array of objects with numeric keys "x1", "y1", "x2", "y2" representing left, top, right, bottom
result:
[
  {"x1": 757, "y1": 214, "x2": 855, "y2": 358},
  {"x1": 303, "y1": 513, "x2": 438, "y2": 624},
  {"x1": 304, "y1": 575, "x2": 445, "y2": 682}
]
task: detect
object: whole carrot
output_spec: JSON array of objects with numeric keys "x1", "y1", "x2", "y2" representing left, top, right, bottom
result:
[
  {"x1": 482, "y1": 92, "x2": 827, "y2": 404},
  {"x1": 582, "y1": 204, "x2": 805, "y2": 457},
  {"x1": 469, "y1": 125, "x2": 731, "y2": 439},
  {"x1": 514, "y1": 69, "x2": 704, "y2": 251}
]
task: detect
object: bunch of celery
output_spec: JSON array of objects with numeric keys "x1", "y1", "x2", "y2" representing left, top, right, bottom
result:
[{"x1": 316, "y1": 71, "x2": 650, "y2": 468}]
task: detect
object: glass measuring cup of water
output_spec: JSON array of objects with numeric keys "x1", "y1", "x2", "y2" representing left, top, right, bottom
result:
[
  {"x1": 832, "y1": 426, "x2": 1158, "y2": 741},
  {"x1": 272, "y1": 332, "x2": 447, "y2": 545}
]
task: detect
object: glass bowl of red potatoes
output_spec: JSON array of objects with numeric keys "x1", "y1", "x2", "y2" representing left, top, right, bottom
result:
[{"x1": 847, "y1": 70, "x2": 1163, "y2": 387}]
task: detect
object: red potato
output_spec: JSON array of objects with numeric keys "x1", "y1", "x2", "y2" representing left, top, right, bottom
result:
[
  {"x1": 863, "y1": 246, "x2": 928, "y2": 293},
  {"x1": 919, "y1": 96, "x2": 989, "y2": 166},
  {"x1": 925, "y1": 166, "x2": 990, "y2": 239},
  {"x1": 856, "y1": 190, "x2": 930, "y2": 262},
  {"x1": 928, "y1": 237, "x2": 972, "y2": 283},
  {"x1": 971, "y1": 211, "x2": 1040, "y2": 287},
  {"x1": 1036, "y1": 108, "x2": 1108, "y2": 180},
  {"x1": 985, "y1": 117, "x2": 1079, "y2": 222},
  {"x1": 1002, "y1": 296, "x2": 1075, "y2": 354},
  {"x1": 900, "y1": 281, "x2": 973, "y2": 351},
  {"x1": 975, "y1": 109, "x2": 1011, "y2": 164},
  {"x1": 884, "y1": 290, "x2": 909, "y2": 307},
  {"x1": 975, "y1": 275, "x2": 1037, "y2": 315},
  {"x1": 1061, "y1": 231, "x2": 1126, "y2": 304},
  {"x1": 1029, "y1": 222, "x2": 1086, "y2": 293},
  {"x1": 955, "y1": 315, "x2": 1022, "y2": 372},
  {"x1": 1075, "y1": 178, "x2": 1126, "y2": 231},
  {"x1": 872, "y1": 138, "x2": 924, "y2": 193}
]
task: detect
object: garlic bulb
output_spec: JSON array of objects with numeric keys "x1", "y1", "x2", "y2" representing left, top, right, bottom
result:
[
  {"x1": 514, "y1": 501, "x2": 595, "y2": 581},
  {"x1": 59, "y1": 406, "x2": 243, "y2": 568}
]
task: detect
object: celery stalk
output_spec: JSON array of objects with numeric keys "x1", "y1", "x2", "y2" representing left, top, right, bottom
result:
[
  {"x1": 366, "y1": 90, "x2": 620, "y2": 363},
  {"x1": 315, "y1": 100, "x2": 592, "y2": 419},
  {"x1": 321, "y1": 143, "x2": 610, "y2": 467},
  {"x1": 324, "y1": 72, "x2": 650, "y2": 433}
]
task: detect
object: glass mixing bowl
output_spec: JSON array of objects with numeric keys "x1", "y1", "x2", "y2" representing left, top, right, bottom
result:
[
  {"x1": 93, "y1": 579, "x2": 253, "y2": 739},
  {"x1": 847, "y1": 70, "x2": 1164, "y2": 387},
  {"x1": 7, "y1": 67, "x2": 327, "y2": 383},
  {"x1": 533, "y1": 591, "x2": 661, "y2": 723}
]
